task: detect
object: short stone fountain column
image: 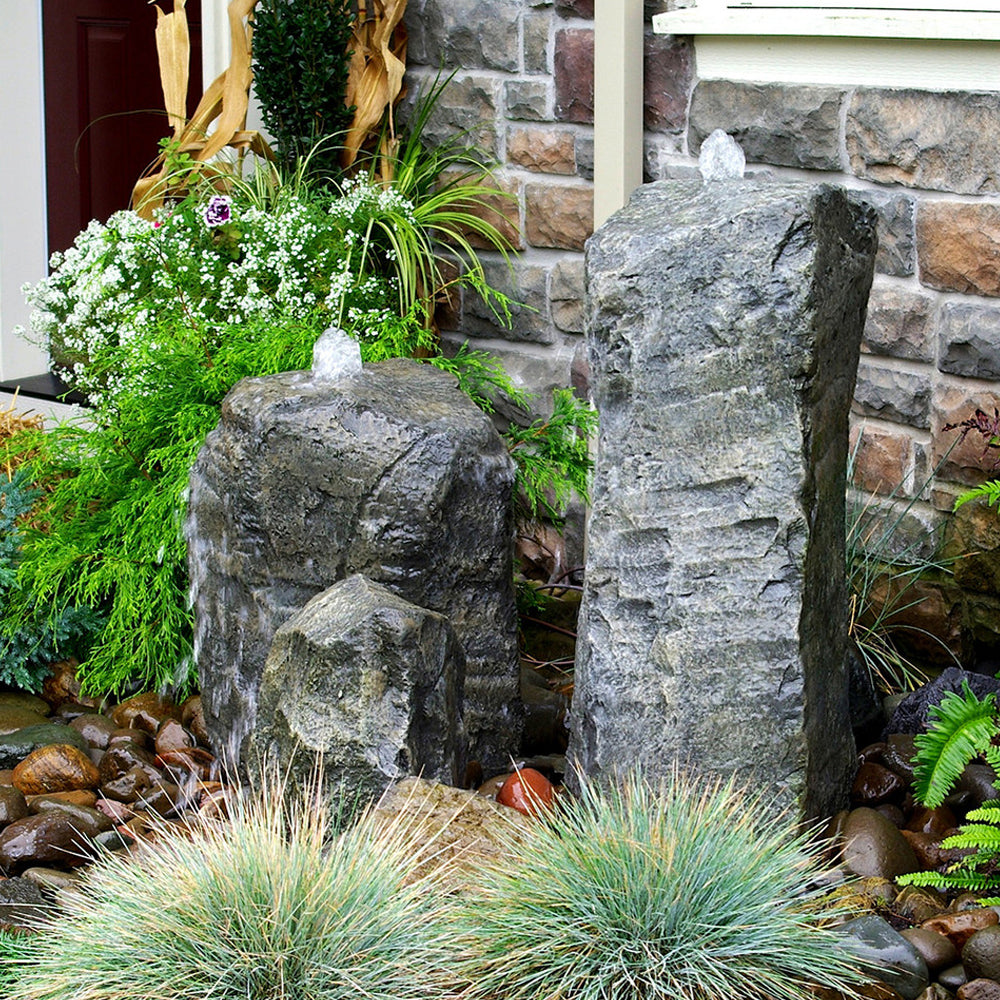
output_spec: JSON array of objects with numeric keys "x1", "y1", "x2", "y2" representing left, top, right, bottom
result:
[{"x1": 570, "y1": 179, "x2": 877, "y2": 818}]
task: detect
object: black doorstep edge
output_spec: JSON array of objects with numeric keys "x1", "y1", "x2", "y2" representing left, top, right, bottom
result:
[{"x1": 0, "y1": 372, "x2": 88, "y2": 407}]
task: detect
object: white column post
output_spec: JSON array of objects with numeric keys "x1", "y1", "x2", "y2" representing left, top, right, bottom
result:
[{"x1": 594, "y1": 0, "x2": 645, "y2": 228}]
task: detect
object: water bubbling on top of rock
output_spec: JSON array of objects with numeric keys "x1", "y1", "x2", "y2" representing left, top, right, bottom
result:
[{"x1": 311, "y1": 326, "x2": 362, "y2": 382}]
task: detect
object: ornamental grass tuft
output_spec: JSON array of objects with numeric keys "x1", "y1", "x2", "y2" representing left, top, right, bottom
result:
[
  {"x1": 449, "y1": 768, "x2": 865, "y2": 1000},
  {"x1": 6, "y1": 775, "x2": 454, "y2": 1000}
]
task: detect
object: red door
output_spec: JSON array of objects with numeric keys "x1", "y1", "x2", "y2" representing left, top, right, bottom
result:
[{"x1": 42, "y1": 0, "x2": 202, "y2": 256}]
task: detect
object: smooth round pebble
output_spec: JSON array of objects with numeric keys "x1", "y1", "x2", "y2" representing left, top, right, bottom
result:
[
  {"x1": 842, "y1": 807, "x2": 920, "y2": 879},
  {"x1": 900, "y1": 927, "x2": 958, "y2": 972},
  {"x1": 963, "y1": 926, "x2": 1000, "y2": 982},
  {"x1": 12, "y1": 744, "x2": 100, "y2": 795}
]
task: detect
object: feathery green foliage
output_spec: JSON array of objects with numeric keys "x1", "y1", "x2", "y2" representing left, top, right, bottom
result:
[
  {"x1": 6, "y1": 776, "x2": 453, "y2": 1000},
  {"x1": 899, "y1": 683, "x2": 1000, "y2": 899},
  {"x1": 910, "y1": 682, "x2": 1000, "y2": 808},
  {"x1": 506, "y1": 388, "x2": 597, "y2": 521},
  {"x1": 251, "y1": 0, "x2": 355, "y2": 181},
  {"x1": 0, "y1": 467, "x2": 102, "y2": 692},
  {"x1": 449, "y1": 769, "x2": 866, "y2": 1000},
  {"x1": 955, "y1": 479, "x2": 1000, "y2": 513}
]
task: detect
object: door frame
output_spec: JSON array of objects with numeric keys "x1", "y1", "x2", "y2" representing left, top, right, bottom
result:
[{"x1": 0, "y1": 0, "x2": 230, "y2": 382}]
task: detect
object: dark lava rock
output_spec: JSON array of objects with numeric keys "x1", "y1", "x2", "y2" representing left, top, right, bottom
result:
[
  {"x1": 0, "y1": 724, "x2": 90, "y2": 770},
  {"x1": 885, "y1": 668, "x2": 1000, "y2": 737},
  {"x1": 0, "y1": 876, "x2": 51, "y2": 931}
]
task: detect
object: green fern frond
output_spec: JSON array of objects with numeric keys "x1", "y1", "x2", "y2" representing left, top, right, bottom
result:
[
  {"x1": 966, "y1": 805, "x2": 1000, "y2": 824},
  {"x1": 954, "y1": 479, "x2": 1000, "y2": 513},
  {"x1": 912, "y1": 682, "x2": 999, "y2": 808},
  {"x1": 896, "y1": 868, "x2": 1000, "y2": 893},
  {"x1": 941, "y1": 825, "x2": 1000, "y2": 851}
]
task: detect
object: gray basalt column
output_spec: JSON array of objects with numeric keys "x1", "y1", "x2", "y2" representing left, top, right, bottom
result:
[{"x1": 570, "y1": 180, "x2": 877, "y2": 819}]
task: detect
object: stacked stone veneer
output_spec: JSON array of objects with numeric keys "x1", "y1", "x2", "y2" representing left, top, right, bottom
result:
[{"x1": 404, "y1": 0, "x2": 1000, "y2": 662}]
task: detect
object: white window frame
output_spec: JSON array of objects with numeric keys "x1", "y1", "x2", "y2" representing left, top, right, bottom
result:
[{"x1": 653, "y1": 1, "x2": 1000, "y2": 41}]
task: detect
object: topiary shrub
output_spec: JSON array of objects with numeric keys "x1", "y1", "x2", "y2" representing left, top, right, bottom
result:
[{"x1": 252, "y1": 0, "x2": 356, "y2": 181}]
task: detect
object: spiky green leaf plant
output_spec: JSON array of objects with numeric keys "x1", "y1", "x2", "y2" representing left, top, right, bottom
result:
[
  {"x1": 910, "y1": 682, "x2": 1000, "y2": 808},
  {"x1": 449, "y1": 769, "x2": 866, "y2": 1000},
  {"x1": 6, "y1": 774, "x2": 454, "y2": 1000},
  {"x1": 897, "y1": 683, "x2": 1000, "y2": 900}
]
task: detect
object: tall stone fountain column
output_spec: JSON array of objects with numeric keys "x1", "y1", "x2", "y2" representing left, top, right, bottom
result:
[{"x1": 570, "y1": 178, "x2": 877, "y2": 819}]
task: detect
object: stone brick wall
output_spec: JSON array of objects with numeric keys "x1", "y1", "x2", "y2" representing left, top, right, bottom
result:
[{"x1": 403, "y1": 1, "x2": 1000, "y2": 664}]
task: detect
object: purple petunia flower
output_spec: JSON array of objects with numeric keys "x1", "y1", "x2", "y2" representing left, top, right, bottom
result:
[{"x1": 203, "y1": 195, "x2": 232, "y2": 228}]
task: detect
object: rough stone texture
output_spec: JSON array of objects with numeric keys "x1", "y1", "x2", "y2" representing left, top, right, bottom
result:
[
  {"x1": 550, "y1": 257, "x2": 585, "y2": 334},
  {"x1": 419, "y1": 73, "x2": 500, "y2": 158},
  {"x1": 464, "y1": 258, "x2": 553, "y2": 343},
  {"x1": 689, "y1": 81, "x2": 844, "y2": 171},
  {"x1": 575, "y1": 132, "x2": 594, "y2": 181},
  {"x1": 918, "y1": 202, "x2": 1000, "y2": 297},
  {"x1": 862, "y1": 283, "x2": 934, "y2": 363},
  {"x1": 505, "y1": 79, "x2": 551, "y2": 122},
  {"x1": 370, "y1": 776, "x2": 531, "y2": 886},
  {"x1": 454, "y1": 171, "x2": 523, "y2": 251},
  {"x1": 507, "y1": 126, "x2": 576, "y2": 175},
  {"x1": 938, "y1": 302, "x2": 1000, "y2": 380},
  {"x1": 853, "y1": 362, "x2": 932, "y2": 430},
  {"x1": 931, "y1": 383, "x2": 1000, "y2": 485},
  {"x1": 948, "y1": 499, "x2": 1000, "y2": 596},
  {"x1": 848, "y1": 89, "x2": 1000, "y2": 195},
  {"x1": 404, "y1": 0, "x2": 521, "y2": 72},
  {"x1": 850, "y1": 425, "x2": 912, "y2": 496},
  {"x1": 555, "y1": 0, "x2": 593, "y2": 17},
  {"x1": 525, "y1": 182, "x2": 594, "y2": 250},
  {"x1": 554, "y1": 28, "x2": 594, "y2": 124},
  {"x1": 643, "y1": 32, "x2": 694, "y2": 133},
  {"x1": 847, "y1": 189, "x2": 917, "y2": 278},
  {"x1": 247, "y1": 576, "x2": 465, "y2": 801},
  {"x1": 572, "y1": 180, "x2": 875, "y2": 819},
  {"x1": 886, "y1": 668, "x2": 1000, "y2": 736},
  {"x1": 523, "y1": 13, "x2": 550, "y2": 74},
  {"x1": 187, "y1": 359, "x2": 520, "y2": 774}
]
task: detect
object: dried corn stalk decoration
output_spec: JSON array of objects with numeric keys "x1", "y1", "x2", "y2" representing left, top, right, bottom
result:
[
  {"x1": 131, "y1": 0, "x2": 275, "y2": 218},
  {"x1": 132, "y1": 0, "x2": 409, "y2": 214},
  {"x1": 344, "y1": 0, "x2": 409, "y2": 181}
]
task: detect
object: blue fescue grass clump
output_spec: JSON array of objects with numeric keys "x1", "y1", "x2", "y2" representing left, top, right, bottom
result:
[
  {"x1": 449, "y1": 769, "x2": 865, "y2": 1000},
  {"x1": 5, "y1": 776, "x2": 455, "y2": 1000}
]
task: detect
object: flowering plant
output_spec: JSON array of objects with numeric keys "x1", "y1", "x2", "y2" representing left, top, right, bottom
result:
[{"x1": 23, "y1": 181, "x2": 433, "y2": 404}]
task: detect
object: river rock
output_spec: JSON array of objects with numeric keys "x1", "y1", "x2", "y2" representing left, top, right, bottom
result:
[
  {"x1": 110, "y1": 693, "x2": 181, "y2": 733},
  {"x1": 69, "y1": 713, "x2": 117, "y2": 750},
  {"x1": 246, "y1": 575, "x2": 465, "y2": 801},
  {"x1": 0, "y1": 813, "x2": 99, "y2": 871},
  {"x1": 900, "y1": 927, "x2": 959, "y2": 973},
  {"x1": 836, "y1": 914, "x2": 930, "y2": 1000},
  {"x1": 12, "y1": 745, "x2": 100, "y2": 795},
  {"x1": 842, "y1": 807, "x2": 920, "y2": 878},
  {"x1": 98, "y1": 743, "x2": 160, "y2": 785},
  {"x1": 959, "y1": 981, "x2": 1000, "y2": 1000},
  {"x1": 853, "y1": 762, "x2": 906, "y2": 805},
  {"x1": 0, "y1": 787, "x2": 28, "y2": 827},
  {"x1": 571, "y1": 179, "x2": 874, "y2": 818},
  {"x1": 0, "y1": 724, "x2": 90, "y2": 770},
  {"x1": 155, "y1": 719, "x2": 195, "y2": 756},
  {"x1": 0, "y1": 706, "x2": 49, "y2": 736},
  {"x1": 922, "y1": 909, "x2": 999, "y2": 951},
  {"x1": 27, "y1": 799, "x2": 112, "y2": 837},
  {"x1": 962, "y1": 927, "x2": 1000, "y2": 982},
  {"x1": 188, "y1": 358, "x2": 520, "y2": 774}
]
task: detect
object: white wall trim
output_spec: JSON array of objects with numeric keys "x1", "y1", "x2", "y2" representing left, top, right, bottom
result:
[{"x1": 594, "y1": 0, "x2": 644, "y2": 228}]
